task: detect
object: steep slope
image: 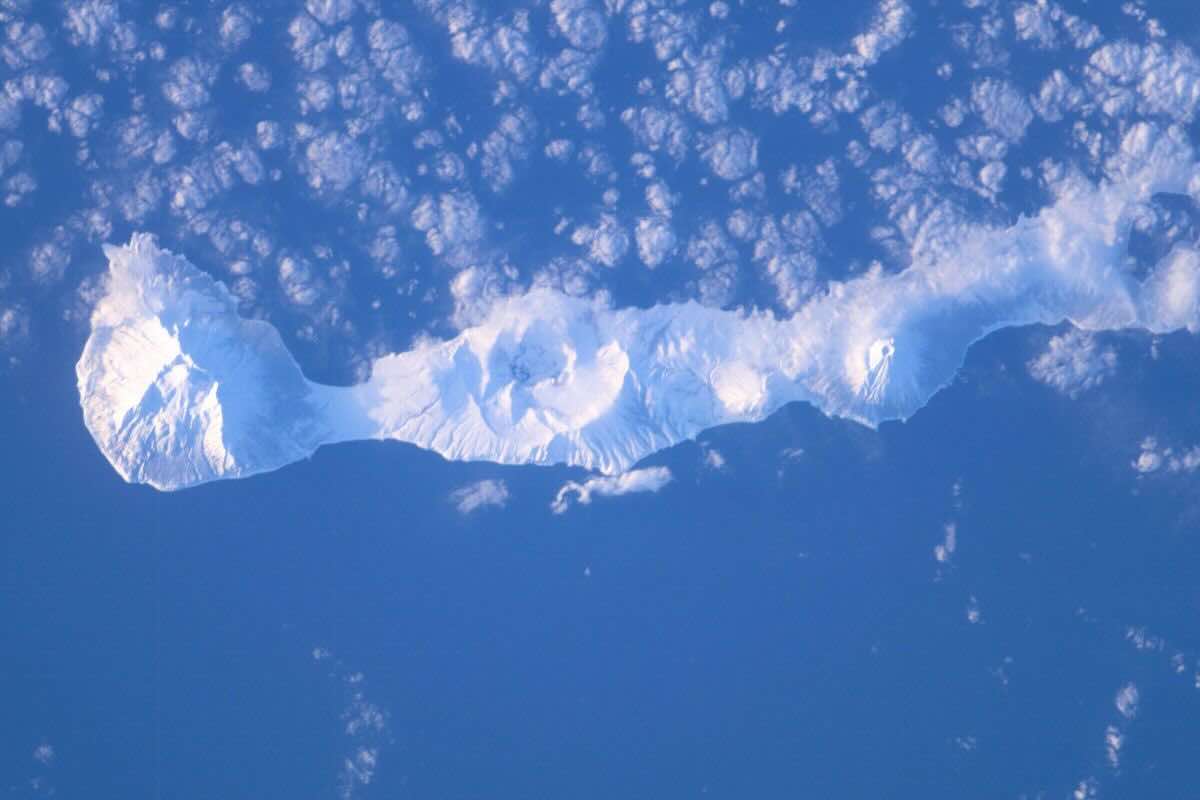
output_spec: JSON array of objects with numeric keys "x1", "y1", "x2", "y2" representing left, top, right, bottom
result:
[{"x1": 77, "y1": 238, "x2": 338, "y2": 490}]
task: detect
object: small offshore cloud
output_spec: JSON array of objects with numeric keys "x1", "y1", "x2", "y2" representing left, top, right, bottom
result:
[
  {"x1": 965, "y1": 595, "x2": 982, "y2": 625},
  {"x1": 700, "y1": 443, "x2": 726, "y2": 471},
  {"x1": 1132, "y1": 436, "x2": 1200, "y2": 475},
  {"x1": 1027, "y1": 329, "x2": 1117, "y2": 398},
  {"x1": 449, "y1": 478, "x2": 510, "y2": 515},
  {"x1": 1115, "y1": 682, "x2": 1140, "y2": 721},
  {"x1": 312, "y1": 646, "x2": 391, "y2": 800},
  {"x1": 32, "y1": 742, "x2": 54, "y2": 766},
  {"x1": 551, "y1": 466, "x2": 673, "y2": 514},
  {"x1": 1105, "y1": 724, "x2": 1124, "y2": 769},
  {"x1": 934, "y1": 522, "x2": 957, "y2": 565}
]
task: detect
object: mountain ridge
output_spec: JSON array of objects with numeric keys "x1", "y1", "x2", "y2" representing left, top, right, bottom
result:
[{"x1": 77, "y1": 128, "x2": 1200, "y2": 490}]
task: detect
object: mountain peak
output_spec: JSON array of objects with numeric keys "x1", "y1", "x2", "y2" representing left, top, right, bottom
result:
[{"x1": 78, "y1": 146, "x2": 1200, "y2": 490}]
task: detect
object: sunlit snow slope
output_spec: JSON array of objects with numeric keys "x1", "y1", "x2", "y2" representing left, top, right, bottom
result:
[{"x1": 78, "y1": 125, "x2": 1200, "y2": 491}]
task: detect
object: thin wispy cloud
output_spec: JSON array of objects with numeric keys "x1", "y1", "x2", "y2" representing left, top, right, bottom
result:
[{"x1": 449, "y1": 479, "x2": 510, "y2": 514}]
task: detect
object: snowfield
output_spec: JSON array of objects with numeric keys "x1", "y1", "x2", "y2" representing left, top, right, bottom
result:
[{"x1": 78, "y1": 124, "x2": 1200, "y2": 490}]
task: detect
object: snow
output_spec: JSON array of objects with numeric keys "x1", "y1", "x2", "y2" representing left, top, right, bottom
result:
[
  {"x1": 77, "y1": 237, "x2": 339, "y2": 490},
  {"x1": 78, "y1": 124, "x2": 1200, "y2": 491}
]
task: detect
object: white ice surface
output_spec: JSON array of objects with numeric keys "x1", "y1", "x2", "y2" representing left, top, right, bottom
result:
[{"x1": 77, "y1": 125, "x2": 1200, "y2": 490}]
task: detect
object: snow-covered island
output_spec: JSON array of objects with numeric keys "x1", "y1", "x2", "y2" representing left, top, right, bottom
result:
[{"x1": 78, "y1": 124, "x2": 1200, "y2": 491}]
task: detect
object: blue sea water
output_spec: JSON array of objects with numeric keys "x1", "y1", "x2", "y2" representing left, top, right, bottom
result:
[
  {"x1": 5, "y1": 317, "x2": 1200, "y2": 798},
  {"x1": 7, "y1": 0, "x2": 1200, "y2": 796}
]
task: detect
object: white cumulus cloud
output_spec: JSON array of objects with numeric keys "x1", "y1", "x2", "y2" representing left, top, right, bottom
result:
[
  {"x1": 1027, "y1": 329, "x2": 1117, "y2": 397},
  {"x1": 551, "y1": 466, "x2": 673, "y2": 514},
  {"x1": 1132, "y1": 436, "x2": 1200, "y2": 475}
]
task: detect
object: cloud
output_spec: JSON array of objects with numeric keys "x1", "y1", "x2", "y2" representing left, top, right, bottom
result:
[
  {"x1": 64, "y1": 93, "x2": 103, "y2": 138},
  {"x1": 312, "y1": 647, "x2": 390, "y2": 800},
  {"x1": 1124, "y1": 626, "x2": 1165, "y2": 652},
  {"x1": 32, "y1": 743, "x2": 54, "y2": 766},
  {"x1": 701, "y1": 444, "x2": 726, "y2": 471},
  {"x1": 80, "y1": 122, "x2": 1200, "y2": 492},
  {"x1": 551, "y1": 466, "x2": 673, "y2": 514},
  {"x1": 965, "y1": 595, "x2": 982, "y2": 624},
  {"x1": 1114, "y1": 682, "x2": 1140, "y2": 720},
  {"x1": 302, "y1": 131, "x2": 366, "y2": 192},
  {"x1": 635, "y1": 217, "x2": 676, "y2": 268},
  {"x1": 1098, "y1": 680, "x2": 1141, "y2": 772},
  {"x1": 4, "y1": 168, "x2": 35, "y2": 206},
  {"x1": 1104, "y1": 724, "x2": 1124, "y2": 769},
  {"x1": 971, "y1": 78, "x2": 1034, "y2": 142},
  {"x1": 700, "y1": 127, "x2": 758, "y2": 180},
  {"x1": 621, "y1": 107, "x2": 690, "y2": 161},
  {"x1": 0, "y1": 303, "x2": 30, "y2": 349},
  {"x1": 1132, "y1": 436, "x2": 1200, "y2": 474},
  {"x1": 479, "y1": 108, "x2": 537, "y2": 192},
  {"x1": 1027, "y1": 329, "x2": 1117, "y2": 397},
  {"x1": 29, "y1": 230, "x2": 72, "y2": 284},
  {"x1": 850, "y1": 0, "x2": 915, "y2": 66},
  {"x1": 21, "y1": 0, "x2": 1200, "y2": 498},
  {"x1": 933, "y1": 522, "x2": 957, "y2": 564},
  {"x1": 307, "y1": 0, "x2": 357, "y2": 27},
  {"x1": 551, "y1": 0, "x2": 608, "y2": 52},
  {"x1": 1013, "y1": 2, "x2": 1058, "y2": 50},
  {"x1": 277, "y1": 255, "x2": 324, "y2": 306},
  {"x1": 572, "y1": 214, "x2": 630, "y2": 268},
  {"x1": 161, "y1": 57, "x2": 218, "y2": 110},
  {"x1": 779, "y1": 447, "x2": 805, "y2": 462},
  {"x1": 753, "y1": 213, "x2": 820, "y2": 312},
  {"x1": 1088, "y1": 41, "x2": 1200, "y2": 123},
  {"x1": 410, "y1": 191, "x2": 485, "y2": 267},
  {"x1": 218, "y1": 4, "x2": 256, "y2": 50},
  {"x1": 237, "y1": 62, "x2": 271, "y2": 92},
  {"x1": 63, "y1": 0, "x2": 121, "y2": 48},
  {"x1": 2, "y1": 20, "x2": 50, "y2": 70},
  {"x1": 450, "y1": 479, "x2": 510, "y2": 514},
  {"x1": 448, "y1": 263, "x2": 519, "y2": 329},
  {"x1": 255, "y1": 120, "x2": 282, "y2": 149}
]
